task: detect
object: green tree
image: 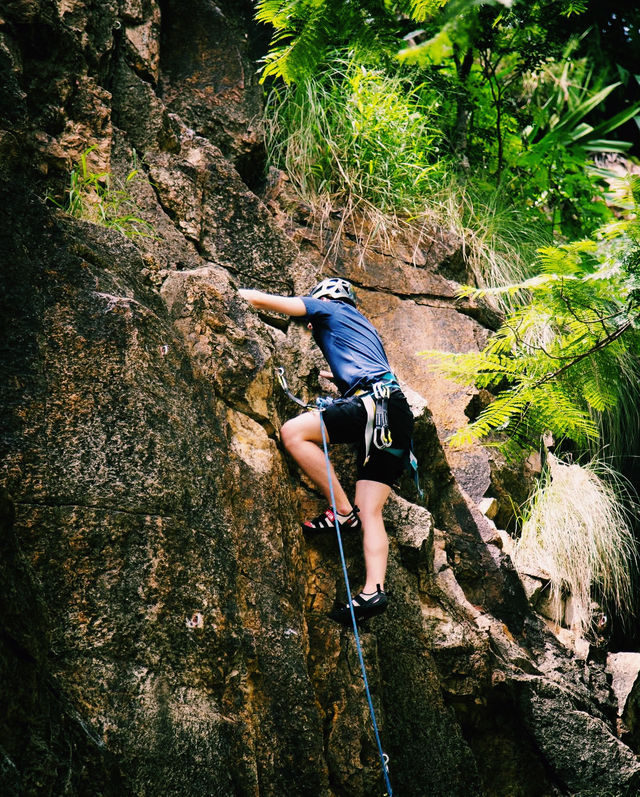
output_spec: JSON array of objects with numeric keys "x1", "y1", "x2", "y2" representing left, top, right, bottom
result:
[
  {"x1": 258, "y1": 0, "x2": 640, "y2": 238},
  {"x1": 421, "y1": 178, "x2": 640, "y2": 457}
]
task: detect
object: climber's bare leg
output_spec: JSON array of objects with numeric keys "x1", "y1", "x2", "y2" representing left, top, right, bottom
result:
[
  {"x1": 280, "y1": 412, "x2": 352, "y2": 515},
  {"x1": 354, "y1": 479, "x2": 391, "y2": 593}
]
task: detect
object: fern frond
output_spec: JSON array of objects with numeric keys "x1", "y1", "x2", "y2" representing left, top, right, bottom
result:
[
  {"x1": 257, "y1": 0, "x2": 340, "y2": 83},
  {"x1": 535, "y1": 383, "x2": 599, "y2": 444},
  {"x1": 255, "y1": 0, "x2": 298, "y2": 28},
  {"x1": 419, "y1": 349, "x2": 527, "y2": 388},
  {"x1": 407, "y1": 0, "x2": 447, "y2": 22},
  {"x1": 449, "y1": 386, "x2": 528, "y2": 447}
]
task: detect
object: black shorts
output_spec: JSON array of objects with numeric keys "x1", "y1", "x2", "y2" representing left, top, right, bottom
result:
[{"x1": 322, "y1": 391, "x2": 414, "y2": 487}]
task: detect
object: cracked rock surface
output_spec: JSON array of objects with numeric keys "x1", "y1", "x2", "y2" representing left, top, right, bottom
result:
[{"x1": 1, "y1": 1, "x2": 640, "y2": 795}]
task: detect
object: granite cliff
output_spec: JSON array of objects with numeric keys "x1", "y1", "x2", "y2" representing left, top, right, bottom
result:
[{"x1": 1, "y1": 1, "x2": 640, "y2": 795}]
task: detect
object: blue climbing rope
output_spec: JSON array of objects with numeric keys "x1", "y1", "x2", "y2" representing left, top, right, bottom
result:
[
  {"x1": 275, "y1": 366, "x2": 393, "y2": 794},
  {"x1": 320, "y1": 417, "x2": 393, "y2": 797}
]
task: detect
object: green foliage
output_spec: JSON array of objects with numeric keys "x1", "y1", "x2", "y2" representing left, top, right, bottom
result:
[
  {"x1": 409, "y1": 0, "x2": 449, "y2": 23},
  {"x1": 47, "y1": 147, "x2": 156, "y2": 240},
  {"x1": 560, "y1": 0, "x2": 588, "y2": 15},
  {"x1": 399, "y1": 10, "x2": 640, "y2": 235},
  {"x1": 516, "y1": 53, "x2": 640, "y2": 235},
  {"x1": 264, "y1": 53, "x2": 448, "y2": 219},
  {"x1": 438, "y1": 182, "x2": 551, "y2": 299},
  {"x1": 257, "y1": 0, "x2": 640, "y2": 244},
  {"x1": 265, "y1": 49, "x2": 551, "y2": 281},
  {"x1": 421, "y1": 208, "x2": 640, "y2": 454},
  {"x1": 255, "y1": 0, "x2": 449, "y2": 83},
  {"x1": 256, "y1": 0, "x2": 343, "y2": 84}
]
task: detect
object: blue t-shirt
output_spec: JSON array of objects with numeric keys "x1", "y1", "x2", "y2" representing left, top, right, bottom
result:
[{"x1": 302, "y1": 297, "x2": 392, "y2": 396}]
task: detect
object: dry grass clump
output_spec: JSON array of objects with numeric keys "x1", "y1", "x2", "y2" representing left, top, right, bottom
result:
[
  {"x1": 513, "y1": 454, "x2": 638, "y2": 638},
  {"x1": 431, "y1": 183, "x2": 546, "y2": 306}
]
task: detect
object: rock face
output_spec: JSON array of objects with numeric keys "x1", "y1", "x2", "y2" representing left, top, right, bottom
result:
[{"x1": 1, "y1": 2, "x2": 639, "y2": 796}]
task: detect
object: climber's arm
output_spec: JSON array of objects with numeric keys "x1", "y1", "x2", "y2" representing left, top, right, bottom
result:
[{"x1": 239, "y1": 289, "x2": 307, "y2": 317}]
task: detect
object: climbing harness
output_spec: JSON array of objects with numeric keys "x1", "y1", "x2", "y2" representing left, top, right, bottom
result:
[
  {"x1": 355, "y1": 373, "x2": 422, "y2": 497},
  {"x1": 319, "y1": 417, "x2": 394, "y2": 797},
  {"x1": 276, "y1": 366, "x2": 421, "y2": 495}
]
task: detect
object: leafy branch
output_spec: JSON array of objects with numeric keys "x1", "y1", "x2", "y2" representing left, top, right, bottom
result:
[
  {"x1": 421, "y1": 216, "x2": 640, "y2": 453},
  {"x1": 525, "y1": 319, "x2": 632, "y2": 396}
]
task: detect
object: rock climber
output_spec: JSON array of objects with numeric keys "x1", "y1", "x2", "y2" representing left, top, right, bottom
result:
[{"x1": 239, "y1": 278, "x2": 414, "y2": 625}]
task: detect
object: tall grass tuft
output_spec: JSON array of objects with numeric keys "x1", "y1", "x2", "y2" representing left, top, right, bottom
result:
[
  {"x1": 429, "y1": 181, "x2": 548, "y2": 307},
  {"x1": 265, "y1": 54, "x2": 446, "y2": 210},
  {"x1": 264, "y1": 52, "x2": 448, "y2": 256},
  {"x1": 513, "y1": 454, "x2": 638, "y2": 638},
  {"x1": 264, "y1": 51, "x2": 546, "y2": 289}
]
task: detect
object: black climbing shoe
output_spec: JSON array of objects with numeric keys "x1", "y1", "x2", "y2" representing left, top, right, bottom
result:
[
  {"x1": 302, "y1": 506, "x2": 361, "y2": 534},
  {"x1": 328, "y1": 585, "x2": 388, "y2": 626}
]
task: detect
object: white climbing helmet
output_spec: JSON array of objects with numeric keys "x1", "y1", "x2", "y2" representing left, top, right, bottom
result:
[{"x1": 309, "y1": 277, "x2": 356, "y2": 306}]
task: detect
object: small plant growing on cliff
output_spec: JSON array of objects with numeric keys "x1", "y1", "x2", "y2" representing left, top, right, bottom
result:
[
  {"x1": 48, "y1": 147, "x2": 156, "y2": 239},
  {"x1": 513, "y1": 455, "x2": 638, "y2": 638}
]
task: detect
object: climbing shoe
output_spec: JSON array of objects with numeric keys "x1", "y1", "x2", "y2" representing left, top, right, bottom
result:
[
  {"x1": 328, "y1": 585, "x2": 388, "y2": 626},
  {"x1": 302, "y1": 506, "x2": 361, "y2": 534}
]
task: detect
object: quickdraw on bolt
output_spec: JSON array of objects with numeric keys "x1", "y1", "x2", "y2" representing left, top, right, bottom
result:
[
  {"x1": 275, "y1": 366, "x2": 311, "y2": 410},
  {"x1": 276, "y1": 366, "x2": 334, "y2": 411}
]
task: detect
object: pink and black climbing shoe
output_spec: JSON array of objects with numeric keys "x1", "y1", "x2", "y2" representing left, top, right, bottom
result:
[
  {"x1": 328, "y1": 585, "x2": 388, "y2": 626},
  {"x1": 302, "y1": 506, "x2": 361, "y2": 534}
]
